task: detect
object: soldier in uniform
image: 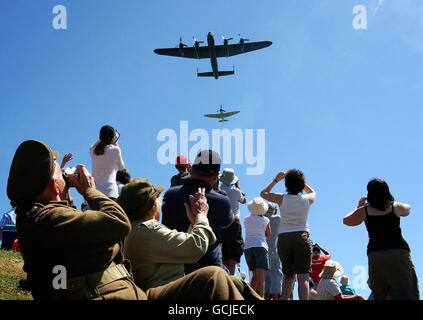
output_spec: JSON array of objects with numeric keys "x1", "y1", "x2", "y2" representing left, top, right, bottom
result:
[
  {"x1": 7, "y1": 140, "x2": 244, "y2": 300},
  {"x1": 7, "y1": 140, "x2": 145, "y2": 300}
]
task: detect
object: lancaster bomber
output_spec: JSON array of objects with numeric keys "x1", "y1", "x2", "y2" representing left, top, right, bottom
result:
[{"x1": 154, "y1": 32, "x2": 272, "y2": 79}]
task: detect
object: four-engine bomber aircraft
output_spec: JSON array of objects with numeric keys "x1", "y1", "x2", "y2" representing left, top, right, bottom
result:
[
  {"x1": 204, "y1": 105, "x2": 240, "y2": 122},
  {"x1": 154, "y1": 32, "x2": 272, "y2": 79}
]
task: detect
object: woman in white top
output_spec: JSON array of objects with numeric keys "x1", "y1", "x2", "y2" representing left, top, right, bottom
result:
[
  {"x1": 261, "y1": 169, "x2": 316, "y2": 300},
  {"x1": 243, "y1": 197, "x2": 271, "y2": 298},
  {"x1": 90, "y1": 125, "x2": 125, "y2": 199}
]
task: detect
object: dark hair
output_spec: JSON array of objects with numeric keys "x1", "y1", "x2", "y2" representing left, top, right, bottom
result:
[
  {"x1": 367, "y1": 178, "x2": 394, "y2": 211},
  {"x1": 116, "y1": 169, "x2": 131, "y2": 184},
  {"x1": 285, "y1": 169, "x2": 306, "y2": 195},
  {"x1": 175, "y1": 165, "x2": 189, "y2": 173},
  {"x1": 94, "y1": 125, "x2": 116, "y2": 156}
]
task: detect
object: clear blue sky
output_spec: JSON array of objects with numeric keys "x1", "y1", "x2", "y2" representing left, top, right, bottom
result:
[{"x1": 1, "y1": 0, "x2": 422, "y2": 299}]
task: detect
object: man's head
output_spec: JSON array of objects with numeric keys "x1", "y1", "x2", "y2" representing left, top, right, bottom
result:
[
  {"x1": 175, "y1": 155, "x2": 190, "y2": 173},
  {"x1": 116, "y1": 178, "x2": 164, "y2": 222},
  {"x1": 7, "y1": 140, "x2": 66, "y2": 205},
  {"x1": 266, "y1": 202, "x2": 277, "y2": 215},
  {"x1": 190, "y1": 150, "x2": 221, "y2": 185},
  {"x1": 220, "y1": 168, "x2": 238, "y2": 187},
  {"x1": 312, "y1": 246, "x2": 321, "y2": 257},
  {"x1": 320, "y1": 260, "x2": 344, "y2": 280},
  {"x1": 340, "y1": 275, "x2": 350, "y2": 286}
]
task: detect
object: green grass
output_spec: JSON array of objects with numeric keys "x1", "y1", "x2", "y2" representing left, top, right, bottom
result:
[{"x1": 0, "y1": 249, "x2": 33, "y2": 300}]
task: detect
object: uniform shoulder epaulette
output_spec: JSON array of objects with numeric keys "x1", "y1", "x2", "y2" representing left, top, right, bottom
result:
[
  {"x1": 29, "y1": 204, "x2": 55, "y2": 223},
  {"x1": 27, "y1": 204, "x2": 42, "y2": 219}
]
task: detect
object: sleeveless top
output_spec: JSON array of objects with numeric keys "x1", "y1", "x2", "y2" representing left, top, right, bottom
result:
[
  {"x1": 278, "y1": 194, "x2": 311, "y2": 234},
  {"x1": 364, "y1": 204, "x2": 410, "y2": 254}
]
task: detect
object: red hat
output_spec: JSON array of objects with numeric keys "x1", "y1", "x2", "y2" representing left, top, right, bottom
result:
[{"x1": 175, "y1": 155, "x2": 189, "y2": 167}]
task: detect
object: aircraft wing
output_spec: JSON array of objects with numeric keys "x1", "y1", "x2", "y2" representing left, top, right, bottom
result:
[
  {"x1": 204, "y1": 113, "x2": 222, "y2": 118},
  {"x1": 221, "y1": 111, "x2": 240, "y2": 117},
  {"x1": 154, "y1": 46, "x2": 210, "y2": 59},
  {"x1": 215, "y1": 41, "x2": 272, "y2": 57}
]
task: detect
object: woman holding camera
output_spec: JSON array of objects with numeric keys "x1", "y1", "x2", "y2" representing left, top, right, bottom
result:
[
  {"x1": 261, "y1": 169, "x2": 316, "y2": 300},
  {"x1": 343, "y1": 178, "x2": 419, "y2": 300},
  {"x1": 90, "y1": 125, "x2": 125, "y2": 200}
]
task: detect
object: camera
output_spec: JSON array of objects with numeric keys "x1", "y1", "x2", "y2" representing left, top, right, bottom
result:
[
  {"x1": 113, "y1": 129, "x2": 120, "y2": 143},
  {"x1": 62, "y1": 167, "x2": 80, "y2": 188}
]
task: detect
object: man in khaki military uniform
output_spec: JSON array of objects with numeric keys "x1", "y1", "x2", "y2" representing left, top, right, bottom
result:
[
  {"x1": 7, "y1": 140, "x2": 244, "y2": 300},
  {"x1": 7, "y1": 140, "x2": 145, "y2": 300}
]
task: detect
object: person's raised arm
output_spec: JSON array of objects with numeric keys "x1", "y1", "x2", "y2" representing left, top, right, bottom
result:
[
  {"x1": 265, "y1": 223, "x2": 271, "y2": 240},
  {"x1": 260, "y1": 172, "x2": 285, "y2": 206},
  {"x1": 394, "y1": 201, "x2": 411, "y2": 217},
  {"x1": 343, "y1": 196, "x2": 367, "y2": 226},
  {"x1": 116, "y1": 147, "x2": 125, "y2": 171},
  {"x1": 235, "y1": 183, "x2": 247, "y2": 204},
  {"x1": 304, "y1": 184, "x2": 316, "y2": 205},
  {"x1": 314, "y1": 243, "x2": 331, "y2": 258},
  {"x1": 60, "y1": 153, "x2": 73, "y2": 169}
]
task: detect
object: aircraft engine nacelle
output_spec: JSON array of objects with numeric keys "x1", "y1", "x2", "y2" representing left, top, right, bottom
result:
[
  {"x1": 224, "y1": 39, "x2": 229, "y2": 57},
  {"x1": 221, "y1": 36, "x2": 233, "y2": 57},
  {"x1": 240, "y1": 38, "x2": 245, "y2": 52},
  {"x1": 193, "y1": 37, "x2": 203, "y2": 59},
  {"x1": 178, "y1": 37, "x2": 187, "y2": 56},
  {"x1": 194, "y1": 41, "x2": 200, "y2": 59},
  {"x1": 179, "y1": 43, "x2": 185, "y2": 56}
]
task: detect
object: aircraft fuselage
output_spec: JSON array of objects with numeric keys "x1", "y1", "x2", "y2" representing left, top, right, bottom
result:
[{"x1": 207, "y1": 32, "x2": 219, "y2": 79}]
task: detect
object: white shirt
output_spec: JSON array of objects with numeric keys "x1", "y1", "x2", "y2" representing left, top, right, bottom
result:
[
  {"x1": 90, "y1": 141, "x2": 125, "y2": 198},
  {"x1": 316, "y1": 278, "x2": 342, "y2": 300},
  {"x1": 278, "y1": 194, "x2": 311, "y2": 234},
  {"x1": 220, "y1": 184, "x2": 245, "y2": 220},
  {"x1": 243, "y1": 214, "x2": 270, "y2": 250}
]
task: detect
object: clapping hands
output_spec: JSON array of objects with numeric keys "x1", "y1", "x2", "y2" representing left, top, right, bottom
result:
[{"x1": 185, "y1": 188, "x2": 209, "y2": 226}]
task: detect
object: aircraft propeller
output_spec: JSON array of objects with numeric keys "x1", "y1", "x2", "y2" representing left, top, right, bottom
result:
[
  {"x1": 221, "y1": 35, "x2": 234, "y2": 44},
  {"x1": 238, "y1": 34, "x2": 250, "y2": 42},
  {"x1": 238, "y1": 34, "x2": 250, "y2": 51},
  {"x1": 176, "y1": 37, "x2": 188, "y2": 48},
  {"x1": 193, "y1": 36, "x2": 204, "y2": 46},
  {"x1": 221, "y1": 36, "x2": 234, "y2": 57}
]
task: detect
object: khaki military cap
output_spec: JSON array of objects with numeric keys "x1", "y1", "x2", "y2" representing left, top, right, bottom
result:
[
  {"x1": 117, "y1": 178, "x2": 164, "y2": 220},
  {"x1": 7, "y1": 140, "x2": 59, "y2": 203}
]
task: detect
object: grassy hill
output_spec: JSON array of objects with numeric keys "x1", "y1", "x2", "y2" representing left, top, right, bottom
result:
[{"x1": 0, "y1": 249, "x2": 32, "y2": 300}]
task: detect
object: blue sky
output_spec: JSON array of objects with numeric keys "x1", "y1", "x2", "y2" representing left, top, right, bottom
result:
[{"x1": 1, "y1": 0, "x2": 422, "y2": 299}]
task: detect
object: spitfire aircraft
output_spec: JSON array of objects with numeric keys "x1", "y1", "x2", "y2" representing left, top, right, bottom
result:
[
  {"x1": 204, "y1": 106, "x2": 240, "y2": 122},
  {"x1": 154, "y1": 32, "x2": 272, "y2": 79}
]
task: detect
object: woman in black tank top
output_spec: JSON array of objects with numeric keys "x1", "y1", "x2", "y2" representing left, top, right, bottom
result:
[{"x1": 343, "y1": 178, "x2": 419, "y2": 300}]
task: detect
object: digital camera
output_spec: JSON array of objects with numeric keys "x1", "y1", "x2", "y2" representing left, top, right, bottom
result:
[{"x1": 62, "y1": 167, "x2": 80, "y2": 188}]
